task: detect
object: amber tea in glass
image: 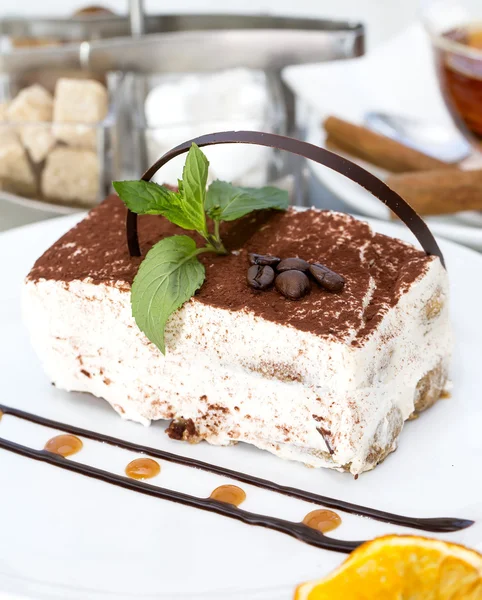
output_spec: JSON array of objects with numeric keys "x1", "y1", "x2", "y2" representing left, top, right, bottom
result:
[{"x1": 435, "y1": 24, "x2": 482, "y2": 141}]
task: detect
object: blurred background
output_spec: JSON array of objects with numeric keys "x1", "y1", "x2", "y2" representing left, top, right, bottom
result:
[{"x1": 1, "y1": 0, "x2": 482, "y2": 251}]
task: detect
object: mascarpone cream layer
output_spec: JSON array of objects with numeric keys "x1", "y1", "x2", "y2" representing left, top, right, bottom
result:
[{"x1": 23, "y1": 253, "x2": 451, "y2": 474}]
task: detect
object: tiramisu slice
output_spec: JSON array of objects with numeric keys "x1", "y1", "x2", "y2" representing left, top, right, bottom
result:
[{"x1": 23, "y1": 194, "x2": 451, "y2": 475}]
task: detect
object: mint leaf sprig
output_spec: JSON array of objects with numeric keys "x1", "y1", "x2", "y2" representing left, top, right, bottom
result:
[{"x1": 113, "y1": 143, "x2": 288, "y2": 354}]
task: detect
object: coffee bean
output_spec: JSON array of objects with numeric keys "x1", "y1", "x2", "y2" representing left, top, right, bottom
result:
[
  {"x1": 248, "y1": 253, "x2": 281, "y2": 267},
  {"x1": 277, "y1": 257, "x2": 310, "y2": 273},
  {"x1": 275, "y1": 270, "x2": 311, "y2": 300},
  {"x1": 247, "y1": 265, "x2": 275, "y2": 290},
  {"x1": 309, "y1": 263, "x2": 345, "y2": 292}
]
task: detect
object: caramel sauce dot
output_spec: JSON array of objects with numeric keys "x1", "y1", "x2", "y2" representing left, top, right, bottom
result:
[
  {"x1": 44, "y1": 434, "x2": 83, "y2": 457},
  {"x1": 125, "y1": 458, "x2": 160, "y2": 480},
  {"x1": 210, "y1": 485, "x2": 246, "y2": 507},
  {"x1": 0, "y1": 409, "x2": 3, "y2": 421},
  {"x1": 303, "y1": 509, "x2": 342, "y2": 533}
]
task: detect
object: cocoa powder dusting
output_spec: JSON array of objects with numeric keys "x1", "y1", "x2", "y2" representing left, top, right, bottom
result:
[{"x1": 28, "y1": 195, "x2": 432, "y2": 342}]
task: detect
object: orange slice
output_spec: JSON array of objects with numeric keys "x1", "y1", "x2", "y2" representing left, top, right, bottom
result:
[{"x1": 295, "y1": 535, "x2": 482, "y2": 600}]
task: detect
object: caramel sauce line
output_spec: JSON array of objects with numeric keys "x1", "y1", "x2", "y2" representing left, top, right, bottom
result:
[
  {"x1": 0, "y1": 404, "x2": 473, "y2": 533},
  {"x1": 0, "y1": 436, "x2": 360, "y2": 554}
]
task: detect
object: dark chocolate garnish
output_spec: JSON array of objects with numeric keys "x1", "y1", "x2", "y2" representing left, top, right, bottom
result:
[
  {"x1": 248, "y1": 253, "x2": 281, "y2": 267},
  {"x1": 317, "y1": 426, "x2": 334, "y2": 455},
  {"x1": 275, "y1": 270, "x2": 311, "y2": 300},
  {"x1": 127, "y1": 131, "x2": 445, "y2": 268},
  {"x1": 0, "y1": 404, "x2": 472, "y2": 534},
  {"x1": 277, "y1": 257, "x2": 310, "y2": 273},
  {"x1": 126, "y1": 208, "x2": 140, "y2": 257},
  {"x1": 309, "y1": 263, "x2": 346, "y2": 292},
  {"x1": 247, "y1": 265, "x2": 275, "y2": 290}
]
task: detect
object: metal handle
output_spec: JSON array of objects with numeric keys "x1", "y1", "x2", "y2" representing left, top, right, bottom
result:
[{"x1": 129, "y1": 0, "x2": 145, "y2": 37}]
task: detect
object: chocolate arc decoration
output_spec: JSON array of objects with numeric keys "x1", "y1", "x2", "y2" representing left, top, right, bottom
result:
[{"x1": 126, "y1": 131, "x2": 445, "y2": 268}]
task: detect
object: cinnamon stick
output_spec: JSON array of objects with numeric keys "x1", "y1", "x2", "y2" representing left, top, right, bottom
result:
[
  {"x1": 387, "y1": 168, "x2": 482, "y2": 216},
  {"x1": 324, "y1": 116, "x2": 452, "y2": 173}
]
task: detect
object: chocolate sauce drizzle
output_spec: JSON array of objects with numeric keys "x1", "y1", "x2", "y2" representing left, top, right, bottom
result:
[
  {"x1": 0, "y1": 435, "x2": 362, "y2": 553},
  {"x1": 126, "y1": 131, "x2": 445, "y2": 268},
  {"x1": 0, "y1": 404, "x2": 471, "y2": 536}
]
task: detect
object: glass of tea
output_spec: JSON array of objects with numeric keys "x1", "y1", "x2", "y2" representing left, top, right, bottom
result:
[{"x1": 422, "y1": 0, "x2": 482, "y2": 144}]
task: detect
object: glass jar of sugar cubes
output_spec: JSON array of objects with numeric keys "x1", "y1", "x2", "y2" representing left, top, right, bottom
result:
[
  {"x1": 122, "y1": 68, "x2": 286, "y2": 187},
  {"x1": 0, "y1": 70, "x2": 121, "y2": 211}
]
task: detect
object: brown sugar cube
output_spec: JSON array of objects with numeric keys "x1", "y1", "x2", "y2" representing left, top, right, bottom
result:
[
  {"x1": 0, "y1": 132, "x2": 37, "y2": 197},
  {"x1": 41, "y1": 147, "x2": 100, "y2": 206},
  {"x1": 6, "y1": 84, "x2": 55, "y2": 163},
  {"x1": 6, "y1": 84, "x2": 53, "y2": 122},
  {"x1": 20, "y1": 125, "x2": 56, "y2": 163},
  {"x1": 52, "y1": 78, "x2": 108, "y2": 149}
]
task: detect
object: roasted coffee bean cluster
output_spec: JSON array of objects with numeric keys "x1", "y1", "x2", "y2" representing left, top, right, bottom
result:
[{"x1": 247, "y1": 253, "x2": 345, "y2": 300}]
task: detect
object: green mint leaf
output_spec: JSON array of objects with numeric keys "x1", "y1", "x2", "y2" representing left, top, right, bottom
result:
[
  {"x1": 205, "y1": 180, "x2": 289, "y2": 222},
  {"x1": 113, "y1": 180, "x2": 203, "y2": 232},
  {"x1": 113, "y1": 180, "x2": 177, "y2": 215},
  {"x1": 131, "y1": 235, "x2": 205, "y2": 354},
  {"x1": 178, "y1": 143, "x2": 209, "y2": 234}
]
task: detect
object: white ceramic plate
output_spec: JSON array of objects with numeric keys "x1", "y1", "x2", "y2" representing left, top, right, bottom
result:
[
  {"x1": 1, "y1": 215, "x2": 482, "y2": 600},
  {"x1": 282, "y1": 24, "x2": 482, "y2": 251}
]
